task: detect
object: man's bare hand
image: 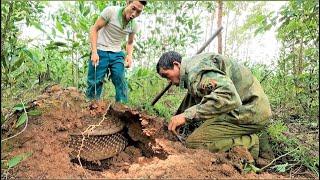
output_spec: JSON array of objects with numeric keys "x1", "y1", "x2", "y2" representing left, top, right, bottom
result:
[
  {"x1": 168, "y1": 113, "x2": 186, "y2": 135},
  {"x1": 91, "y1": 53, "x2": 99, "y2": 67},
  {"x1": 125, "y1": 55, "x2": 133, "y2": 68}
]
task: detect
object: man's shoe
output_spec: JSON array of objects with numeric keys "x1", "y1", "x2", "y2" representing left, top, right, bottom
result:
[{"x1": 256, "y1": 132, "x2": 275, "y2": 168}]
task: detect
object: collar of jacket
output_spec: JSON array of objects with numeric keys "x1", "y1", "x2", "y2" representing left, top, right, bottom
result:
[{"x1": 179, "y1": 59, "x2": 188, "y2": 89}]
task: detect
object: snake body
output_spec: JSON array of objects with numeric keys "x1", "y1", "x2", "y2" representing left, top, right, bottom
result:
[{"x1": 68, "y1": 118, "x2": 127, "y2": 161}]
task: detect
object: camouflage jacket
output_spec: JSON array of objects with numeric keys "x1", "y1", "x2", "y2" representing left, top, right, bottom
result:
[{"x1": 179, "y1": 53, "x2": 272, "y2": 125}]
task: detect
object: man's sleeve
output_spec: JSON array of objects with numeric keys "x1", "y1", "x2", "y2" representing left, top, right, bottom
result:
[
  {"x1": 131, "y1": 21, "x2": 139, "y2": 34},
  {"x1": 183, "y1": 71, "x2": 242, "y2": 121},
  {"x1": 100, "y1": 6, "x2": 113, "y2": 22}
]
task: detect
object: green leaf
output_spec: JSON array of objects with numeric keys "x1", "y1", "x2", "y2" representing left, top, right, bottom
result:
[
  {"x1": 1, "y1": 114, "x2": 6, "y2": 124},
  {"x1": 155, "y1": 28, "x2": 160, "y2": 34},
  {"x1": 188, "y1": 21, "x2": 192, "y2": 29},
  {"x1": 62, "y1": 12, "x2": 69, "y2": 22},
  {"x1": 56, "y1": 19, "x2": 64, "y2": 33},
  {"x1": 15, "y1": 112, "x2": 27, "y2": 128},
  {"x1": 272, "y1": 163, "x2": 289, "y2": 173},
  {"x1": 30, "y1": 21, "x2": 45, "y2": 33},
  {"x1": 264, "y1": 24, "x2": 272, "y2": 31},
  {"x1": 12, "y1": 57, "x2": 25, "y2": 72},
  {"x1": 7, "y1": 152, "x2": 32, "y2": 169},
  {"x1": 79, "y1": 20, "x2": 87, "y2": 31},
  {"x1": 72, "y1": 42, "x2": 80, "y2": 48},
  {"x1": 51, "y1": 28, "x2": 56, "y2": 38},
  {"x1": 2, "y1": 55, "x2": 8, "y2": 70},
  {"x1": 79, "y1": 1, "x2": 84, "y2": 13},
  {"x1": 254, "y1": 26, "x2": 265, "y2": 36},
  {"x1": 13, "y1": 104, "x2": 25, "y2": 111},
  {"x1": 22, "y1": 48, "x2": 38, "y2": 62},
  {"x1": 128, "y1": 82, "x2": 133, "y2": 91},
  {"x1": 53, "y1": 41, "x2": 67, "y2": 47},
  {"x1": 176, "y1": 16, "x2": 183, "y2": 23},
  {"x1": 13, "y1": 70, "x2": 25, "y2": 81},
  {"x1": 28, "y1": 109, "x2": 42, "y2": 116},
  {"x1": 156, "y1": 17, "x2": 163, "y2": 23},
  {"x1": 83, "y1": 7, "x2": 90, "y2": 17},
  {"x1": 244, "y1": 163, "x2": 261, "y2": 173}
]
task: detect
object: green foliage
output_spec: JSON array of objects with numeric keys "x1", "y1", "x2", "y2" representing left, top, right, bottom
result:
[
  {"x1": 268, "y1": 121, "x2": 288, "y2": 142},
  {"x1": 267, "y1": 121, "x2": 319, "y2": 175},
  {"x1": 126, "y1": 67, "x2": 184, "y2": 120},
  {"x1": 244, "y1": 163, "x2": 261, "y2": 174},
  {"x1": 6, "y1": 152, "x2": 32, "y2": 169},
  {"x1": 15, "y1": 112, "x2": 27, "y2": 128},
  {"x1": 271, "y1": 163, "x2": 289, "y2": 173},
  {"x1": 1, "y1": 114, "x2": 6, "y2": 124},
  {"x1": 1, "y1": 1, "x2": 45, "y2": 88},
  {"x1": 13, "y1": 104, "x2": 26, "y2": 111},
  {"x1": 236, "y1": 2, "x2": 275, "y2": 36},
  {"x1": 1, "y1": 1, "x2": 207, "y2": 109},
  {"x1": 248, "y1": 61, "x2": 318, "y2": 175},
  {"x1": 275, "y1": 0, "x2": 319, "y2": 118},
  {"x1": 28, "y1": 109, "x2": 42, "y2": 116},
  {"x1": 134, "y1": 1, "x2": 203, "y2": 67}
]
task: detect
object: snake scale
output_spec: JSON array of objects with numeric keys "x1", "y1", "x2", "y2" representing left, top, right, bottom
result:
[{"x1": 68, "y1": 117, "x2": 128, "y2": 161}]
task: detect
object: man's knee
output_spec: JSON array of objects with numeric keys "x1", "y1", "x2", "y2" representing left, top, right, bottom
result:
[
  {"x1": 186, "y1": 133, "x2": 259, "y2": 157},
  {"x1": 186, "y1": 136, "x2": 233, "y2": 153},
  {"x1": 111, "y1": 68, "x2": 125, "y2": 86}
]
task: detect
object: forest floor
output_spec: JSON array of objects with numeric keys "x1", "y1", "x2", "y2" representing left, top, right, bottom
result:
[{"x1": 1, "y1": 85, "x2": 316, "y2": 179}]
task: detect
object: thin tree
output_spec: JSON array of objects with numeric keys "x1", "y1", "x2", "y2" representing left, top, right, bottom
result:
[{"x1": 217, "y1": 0, "x2": 223, "y2": 54}]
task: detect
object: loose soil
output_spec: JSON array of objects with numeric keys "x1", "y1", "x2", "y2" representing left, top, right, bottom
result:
[{"x1": 0, "y1": 85, "x2": 309, "y2": 179}]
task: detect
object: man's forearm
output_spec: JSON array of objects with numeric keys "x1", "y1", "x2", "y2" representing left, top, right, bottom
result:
[
  {"x1": 126, "y1": 42, "x2": 134, "y2": 57},
  {"x1": 90, "y1": 26, "x2": 98, "y2": 54}
]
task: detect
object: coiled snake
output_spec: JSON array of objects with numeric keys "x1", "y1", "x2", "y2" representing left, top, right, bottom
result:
[{"x1": 68, "y1": 117, "x2": 127, "y2": 161}]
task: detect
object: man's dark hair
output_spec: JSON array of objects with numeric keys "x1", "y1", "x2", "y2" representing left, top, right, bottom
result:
[
  {"x1": 128, "y1": 0, "x2": 147, "y2": 6},
  {"x1": 156, "y1": 51, "x2": 182, "y2": 74}
]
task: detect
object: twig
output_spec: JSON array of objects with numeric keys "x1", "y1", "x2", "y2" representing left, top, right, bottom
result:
[
  {"x1": 291, "y1": 164, "x2": 303, "y2": 177},
  {"x1": 260, "y1": 147, "x2": 299, "y2": 172},
  {"x1": 1, "y1": 101, "x2": 29, "y2": 142},
  {"x1": 289, "y1": 166, "x2": 293, "y2": 179},
  {"x1": 295, "y1": 170, "x2": 318, "y2": 179},
  {"x1": 307, "y1": 130, "x2": 319, "y2": 134}
]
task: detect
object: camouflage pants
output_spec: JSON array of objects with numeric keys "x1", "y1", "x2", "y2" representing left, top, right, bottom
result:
[{"x1": 176, "y1": 94, "x2": 265, "y2": 159}]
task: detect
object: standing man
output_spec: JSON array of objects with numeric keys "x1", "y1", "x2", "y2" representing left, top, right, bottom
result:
[
  {"x1": 156, "y1": 51, "x2": 274, "y2": 165},
  {"x1": 86, "y1": 0, "x2": 147, "y2": 103}
]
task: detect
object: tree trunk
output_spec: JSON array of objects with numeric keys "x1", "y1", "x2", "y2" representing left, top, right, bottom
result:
[
  {"x1": 224, "y1": 9, "x2": 229, "y2": 55},
  {"x1": 204, "y1": 16, "x2": 208, "y2": 52},
  {"x1": 292, "y1": 41, "x2": 297, "y2": 77},
  {"x1": 1, "y1": 1, "x2": 14, "y2": 66},
  {"x1": 209, "y1": 11, "x2": 215, "y2": 52},
  {"x1": 217, "y1": 0, "x2": 223, "y2": 54},
  {"x1": 297, "y1": 36, "x2": 304, "y2": 75}
]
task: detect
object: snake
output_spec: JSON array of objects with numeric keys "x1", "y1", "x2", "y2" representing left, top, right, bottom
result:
[{"x1": 68, "y1": 117, "x2": 128, "y2": 161}]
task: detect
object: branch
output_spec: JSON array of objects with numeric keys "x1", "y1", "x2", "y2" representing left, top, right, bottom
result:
[{"x1": 259, "y1": 147, "x2": 299, "y2": 172}]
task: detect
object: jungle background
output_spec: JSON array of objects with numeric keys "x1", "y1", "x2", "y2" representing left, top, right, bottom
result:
[{"x1": 1, "y1": 0, "x2": 319, "y2": 178}]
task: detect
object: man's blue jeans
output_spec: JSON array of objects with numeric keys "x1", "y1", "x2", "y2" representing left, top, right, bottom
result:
[{"x1": 86, "y1": 50, "x2": 128, "y2": 103}]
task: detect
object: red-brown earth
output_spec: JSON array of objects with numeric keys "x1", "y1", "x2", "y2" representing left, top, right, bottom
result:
[{"x1": 1, "y1": 85, "x2": 312, "y2": 179}]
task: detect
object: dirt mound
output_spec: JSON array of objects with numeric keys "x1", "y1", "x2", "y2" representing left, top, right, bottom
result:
[{"x1": 1, "y1": 85, "x2": 288, "y2": 179}]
